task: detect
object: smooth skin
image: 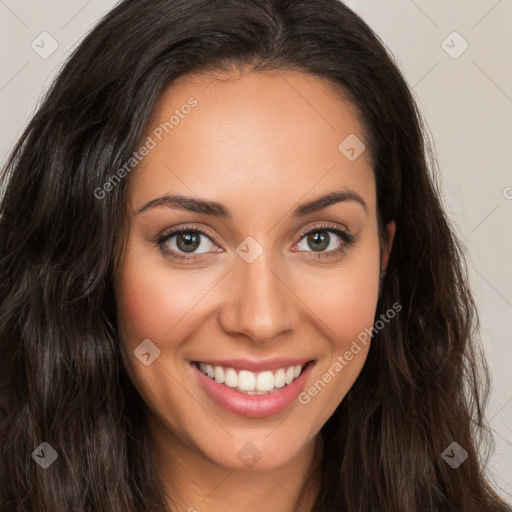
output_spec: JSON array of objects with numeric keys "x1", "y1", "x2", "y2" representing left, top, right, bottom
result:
[{"x1": 114, "y1": 67, "x2": 396, "y2": 512}]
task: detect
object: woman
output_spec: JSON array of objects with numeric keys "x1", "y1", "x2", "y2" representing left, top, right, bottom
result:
[{"x1": 0, "y1": 0, "x2": 509, "y2": 511}]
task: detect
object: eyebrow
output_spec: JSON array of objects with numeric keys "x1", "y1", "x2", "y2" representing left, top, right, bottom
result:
[{"x1": 134, "y1": 188, "x2": 368, "y2": 217}]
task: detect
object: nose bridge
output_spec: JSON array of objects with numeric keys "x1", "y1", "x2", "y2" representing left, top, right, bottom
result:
[{"x1": 219, "y1": 246, "x2": 297, "y2": 343}]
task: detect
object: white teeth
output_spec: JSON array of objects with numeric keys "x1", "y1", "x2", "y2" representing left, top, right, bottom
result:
[
  {"x1": 224, "y1": 368, "x2": 238, "y2": 387},
  {"x1": 256, "y1": 371, "x2": 274, "y2": 391},
  {"x1": 214, "y1": 365, "x2": 225, "y2": 384},
  {"x1": 285, "y1": 366, "x2": 295, "y2": 385},
  {"x1": 196, "y1": 362, "x2": 308, "y2": 393},
  {"x1": 238, "y1": 370, "x2": 256, "y2": 391},
  {"x1": 274, "y1": 368, "x2": 286, "y2": 388}
]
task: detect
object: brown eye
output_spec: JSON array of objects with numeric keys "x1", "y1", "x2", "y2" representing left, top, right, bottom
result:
[
  {"x1": 294, "y1": 224, "x2": 358, "y2": 260},
  {"x1": 297, "y1": 228, "x2": 349, "y2": 253},
  {"x1": 175, "y1": 232, "x2": 201, "y2": 253},
  {"x1": 157, "y1": 227, "x2": 218, "y2": 261},
  {"x1": 305, "y1": 231, "x2": 331, "y2": 252}
]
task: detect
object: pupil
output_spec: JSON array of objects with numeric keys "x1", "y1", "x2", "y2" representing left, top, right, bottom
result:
[
  {"x1": 177, "y1": 232, "x2": 199, "y2": 253},
  {"x1": 308, "y1": 231, "x2": 329, "y2": 252}
]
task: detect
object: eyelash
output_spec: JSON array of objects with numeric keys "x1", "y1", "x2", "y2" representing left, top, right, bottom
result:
[{"x1": 154, "y1": 223, "x2": 358, "y2": 263}]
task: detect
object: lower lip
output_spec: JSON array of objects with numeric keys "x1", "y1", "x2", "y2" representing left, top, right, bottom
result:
[{"x1": 191, "y1": 361, "x2": 315, "y2": 418}]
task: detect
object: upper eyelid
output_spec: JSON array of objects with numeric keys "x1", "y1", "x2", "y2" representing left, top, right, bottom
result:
[{"x1": 296, "y1": 223, "x2": 349, "y2": 239}]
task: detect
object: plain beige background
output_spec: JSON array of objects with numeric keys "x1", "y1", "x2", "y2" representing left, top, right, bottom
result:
[{"x1": 0, "y1": 0, "x2": 511, "y2": 501}]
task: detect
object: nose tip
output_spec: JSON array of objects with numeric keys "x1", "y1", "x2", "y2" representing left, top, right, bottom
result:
[{"x1": 217, "y1": 258, "x2": 298, "y2": 344}]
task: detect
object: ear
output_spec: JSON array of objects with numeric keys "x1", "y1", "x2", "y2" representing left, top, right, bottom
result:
[{"x1": 381, "y1": 220, "x2": 396, "y2": 275}]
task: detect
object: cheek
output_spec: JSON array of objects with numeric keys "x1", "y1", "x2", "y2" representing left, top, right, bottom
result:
[
  {"x1": 114, "y1": 245, "x2": 197, "y2": 412},
  {"x1": 303, "y1": 239, "x2": 381, "y2": 348},
  {"x1": 331, "y1": 265, "x2": 380, "y2": 344},
  {"x1": 115, "y1": 242, "x2": 213, "y2": 347},
  {"x1": 297, "y1": 250, "x2": 380, "y2": 422}
]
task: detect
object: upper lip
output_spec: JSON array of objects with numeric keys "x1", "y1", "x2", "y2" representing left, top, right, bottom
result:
[{"x1": 192, "y1": 358, "x2": 315, "y2": 372}]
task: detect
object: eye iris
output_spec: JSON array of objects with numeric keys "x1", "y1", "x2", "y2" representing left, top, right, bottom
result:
[
  {"x1": 307, "y1": 231, "x2": 329, "y2": 252},
  {"x1": 176, "y1": 232, "x2": 200, "y2": 253}
]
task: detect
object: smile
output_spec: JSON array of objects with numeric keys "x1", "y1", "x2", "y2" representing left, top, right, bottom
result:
[
  {"x1": 195, "y1": 361, "x2": 309, "y2": 394},
  {"x1": 190, "y1": 359, "x2": 316, "y2": 417}
]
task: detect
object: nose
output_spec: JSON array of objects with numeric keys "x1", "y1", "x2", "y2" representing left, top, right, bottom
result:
[{"x1": 217, "y1": 252, "x2": 299, "y2": 345}]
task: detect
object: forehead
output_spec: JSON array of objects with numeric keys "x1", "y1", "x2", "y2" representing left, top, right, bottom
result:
[{"x1": 128, "y1": 68, "x2": 376, "y2": 217}]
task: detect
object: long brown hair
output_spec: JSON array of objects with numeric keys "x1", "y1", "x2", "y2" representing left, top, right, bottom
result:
[{"x1": 1, "y1": 0, "x2": 510, "y2": 510}]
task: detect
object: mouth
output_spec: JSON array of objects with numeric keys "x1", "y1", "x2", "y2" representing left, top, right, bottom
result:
[
  {"x1": 190, "y1": 359, "x2": 316, "y2": 418},
  {"x1": 192, "y1": 360, "x2": 314, "y2": 395}
]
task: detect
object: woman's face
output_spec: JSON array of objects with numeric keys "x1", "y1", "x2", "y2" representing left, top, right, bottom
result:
[{"x1": 114, "y1": 68, "x2": 395, "y2": 472}]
